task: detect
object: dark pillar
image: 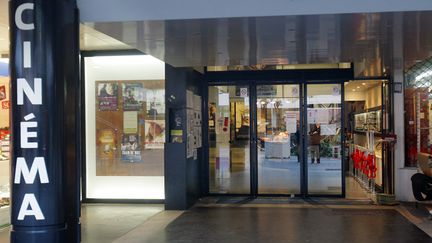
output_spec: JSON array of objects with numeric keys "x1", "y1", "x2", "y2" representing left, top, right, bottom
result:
[
  {"x1": 165, "y1": 65, "x2": 204, "y2": 210},
  {"x1": 9, "y1": 0, "x2": 80, "y2": 242}
]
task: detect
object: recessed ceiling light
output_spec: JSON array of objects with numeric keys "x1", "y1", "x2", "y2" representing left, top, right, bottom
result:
[
  {"x1": 352, "y1": 89, "x2": 356, "y2": 92},
  {"x1": 357, "y1": 86, "x2": 360, "y2": 89},
  {"x1": 362, "y1": 83, "x2": 366, "y2": 85}
]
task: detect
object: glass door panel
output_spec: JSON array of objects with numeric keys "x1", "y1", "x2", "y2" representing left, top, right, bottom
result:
[
  {"x1": 257, "y1": 85, "x2": 301, "y2": 194},
  {"x1": 306, "y1": 84, "x2": 343, "y2": 195},
  {"x1": 208, "y1": 85, "x2": 250, "y2": 194}
]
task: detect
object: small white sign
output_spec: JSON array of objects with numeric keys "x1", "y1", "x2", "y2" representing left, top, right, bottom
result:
[{"x1": 240, "y1": 88, "x2": 248, "y2": 97}]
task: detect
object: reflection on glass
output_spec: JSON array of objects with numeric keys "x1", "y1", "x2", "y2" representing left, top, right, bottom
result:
[
  {"x1": 257, "y1": 85, "x2": 301, "y2": 194},
  {"x1": 307, "y1": 84, "x2": 342, "y2": 195},
  {"x1": 208, "y1": 86, "x2": 250, "y2": 194}
]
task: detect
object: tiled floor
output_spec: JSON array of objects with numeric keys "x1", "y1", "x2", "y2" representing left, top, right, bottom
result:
[
  {"x1": 113, "y1": 205, "x2": 432, "y2": 243},
  {"x1": 0, "y1": 204, "x2": 164, "y2": 243},
  {"x1": 80, "y1": 204, "x2": 163, "y2": 243},
  {"x1": 1, "y1": 202, "x2": 431, "y2": 243}
]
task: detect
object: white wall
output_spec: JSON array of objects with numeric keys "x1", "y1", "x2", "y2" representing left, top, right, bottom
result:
[
  {"x1": 78, "y1": 0, "x2": 432, "y2": 22},
  {"x1": 85, "y1": 55, "x2": 166, "y2": 199}
]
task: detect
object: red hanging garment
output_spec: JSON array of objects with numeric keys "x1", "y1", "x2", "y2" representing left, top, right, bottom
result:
[{"x1": 366, "y1": 154, "x2": 377, "y2": 179}]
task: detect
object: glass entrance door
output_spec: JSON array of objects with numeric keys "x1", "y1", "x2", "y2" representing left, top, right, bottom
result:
[
  {"x1": 256, "y1": 84, "x2": 301, "y2": 194},
  {"x1": 207, "y1": 83, "x2": 344, "y2": 196},
  {"x1": 306, "y1": 84, "x2": 343, "y2": 195},
  {"x1": 208, "y1": 85, "x2": 251, "y2": 194}
]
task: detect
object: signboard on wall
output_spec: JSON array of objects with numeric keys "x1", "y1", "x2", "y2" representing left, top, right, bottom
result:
[
  {"x1": 0, "y1": 85, "x2": 6, "y2": 100},
  {"x1": 10, "y1": 0, "x2": 80, "y2": 241}
]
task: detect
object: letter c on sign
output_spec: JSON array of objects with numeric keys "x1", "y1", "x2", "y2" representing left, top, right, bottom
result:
[{"x1": 15, "y1": 3, "x2": 34, "y2": 31}]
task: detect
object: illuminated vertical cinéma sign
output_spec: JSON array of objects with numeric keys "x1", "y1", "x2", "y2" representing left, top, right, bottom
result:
[{"x1": 10, "y1": 0, "x2": 79, "y2": 242}]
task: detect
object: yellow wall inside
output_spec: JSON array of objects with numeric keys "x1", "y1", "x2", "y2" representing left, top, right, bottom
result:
[
  {"x1": 0, "y1": 77, "x2": 9, "y2": 128},
  {"x1": 345, "y1": 90, "x2": 366, "y2": 101},
  {"x1": 365, "y1": 85, "x2": 382, "y2": 109},
  {"x1": 345, "y1": 84, "x2": 382, "y2": 109}
]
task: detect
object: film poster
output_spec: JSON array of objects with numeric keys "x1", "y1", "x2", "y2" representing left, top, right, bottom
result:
[
  {"x1": 123, "y1": 83, "x2": 144, "y2": 111},
  {"x1": 121, "y1": 133, "x2": 142, "y2": 162},
  {"x1": 145, "y1": 120, "x2": 165, "y2": 149},
  {"x1": 97, "y1": 82, "x2": 118, "y2": 110},
  {"x1": 146, "y1": 89, "x2": 165, "y2": 116},
  {"x1": 96, "y1": 129, "x2": 117, "y2": 159}
]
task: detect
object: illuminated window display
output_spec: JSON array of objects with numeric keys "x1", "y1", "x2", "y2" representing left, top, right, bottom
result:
[
  {"x1": 0, "y1": 73, "x2": 10, "y2": 224},
  {"x1": 84, "y1": 54, "x2": 165, "y2": 200}
]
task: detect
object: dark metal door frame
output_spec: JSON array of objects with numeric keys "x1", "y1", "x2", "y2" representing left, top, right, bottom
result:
[{"x1": 204, "y1": 68, "x2": 353, "y2": 198}]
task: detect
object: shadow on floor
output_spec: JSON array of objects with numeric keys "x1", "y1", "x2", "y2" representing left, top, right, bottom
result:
[{"x1": 134, "y1": 206, "x2": 431, "y2": 243}]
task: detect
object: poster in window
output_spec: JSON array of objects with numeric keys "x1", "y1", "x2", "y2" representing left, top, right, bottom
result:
[
  {"x1": 121, "y1": 133, "x2": 142, "y2": 162},
  {"x1": 145, "y1": 120, "x2": 165, "y2": 149},
  {"x1": 96, "y1": 129, "x2": 117, "y2": 159},
  {"x1": 97, "y1": 82, "x2": 118, "y2": 110},
  {"x1": 320, "y1": 124, "x2": 337, "y2": 135},
  {"x1": 123, "y1": 83, "x2": 144, "y2": 111},
  {"x1": 307, "y1": 109, "x2": 317, "y2": 124},
  {"x1": 146, "y1": 89, "x2": 165, "y2": 116},
  {"x1": 187, "y1": 109, "x2": 195, "y2": 158},
  {"x1": 123, "y1": 111, "x2": 138, "y2": 134}
]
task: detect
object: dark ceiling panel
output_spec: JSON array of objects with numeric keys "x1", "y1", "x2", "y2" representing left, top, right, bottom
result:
[{"x1": 87, "y1": 11, "x2": 432, "y2": 76}]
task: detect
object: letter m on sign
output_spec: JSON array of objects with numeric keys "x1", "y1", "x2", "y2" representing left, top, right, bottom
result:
[{"x1": 14, "y1": 157, "x2": 49, "y2": 184}]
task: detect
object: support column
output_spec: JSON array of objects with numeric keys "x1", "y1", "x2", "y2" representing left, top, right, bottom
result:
[
  {"x1": 392, "y1": 12, "x2": 416, "y2": 201},
  {"x1": 9, "y1": 0, "x2": 80, "y2": 242}
]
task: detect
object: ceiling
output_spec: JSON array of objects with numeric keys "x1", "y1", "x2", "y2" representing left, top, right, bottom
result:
[
  {"x1": 86, "y1": 11, "x2": 432, "y2": 76},
  {"x1": 345, "y1": 80, "x2": 382, "y2": 93},
  {"x1": 1, "y1": 0, "x2": 432, "y2": 77},
  {"x1": 0, "y1": 0, "x2": 130, "y2": 56}
]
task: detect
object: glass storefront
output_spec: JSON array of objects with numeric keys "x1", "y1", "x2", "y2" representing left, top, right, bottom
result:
[
  {"x1": 84, "y1": 54, "x2": 166, "y2": 200},
  {"x1": 207, "y1": 82, "x2": 344, "y2": 196},
  {"x1": 404, "y1": 58, "x2": 432, "y2": 167},
  {"x1": 0, "y1": 61, "x2": 10, "y2": 225},
  {"x1": 344, "y1": 80, "x2": 390, "y2": 196}
]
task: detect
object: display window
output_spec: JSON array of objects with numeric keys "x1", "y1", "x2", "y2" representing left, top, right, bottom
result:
[
  {"x1": 404, "y1": 57, "x2": 432, "y2": 167},
  {"x1": 345, "y1": 80, "x2": 389, "y2": 193},
  {"x1": 84, "y1": 54, "x2": 165, "y2": 200},
  {"x1": 0, "y1": 63, "x2": 10, "y2": 225}
]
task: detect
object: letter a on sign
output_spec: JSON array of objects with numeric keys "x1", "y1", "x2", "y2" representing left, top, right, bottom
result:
[{"x1": 17, "y1": 194, "x2": 45, "y2": 220}]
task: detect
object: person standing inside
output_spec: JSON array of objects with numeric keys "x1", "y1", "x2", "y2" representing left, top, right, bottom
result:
[{"x1": 309, "y1": 123, "x2": 321, "y2": 164}]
